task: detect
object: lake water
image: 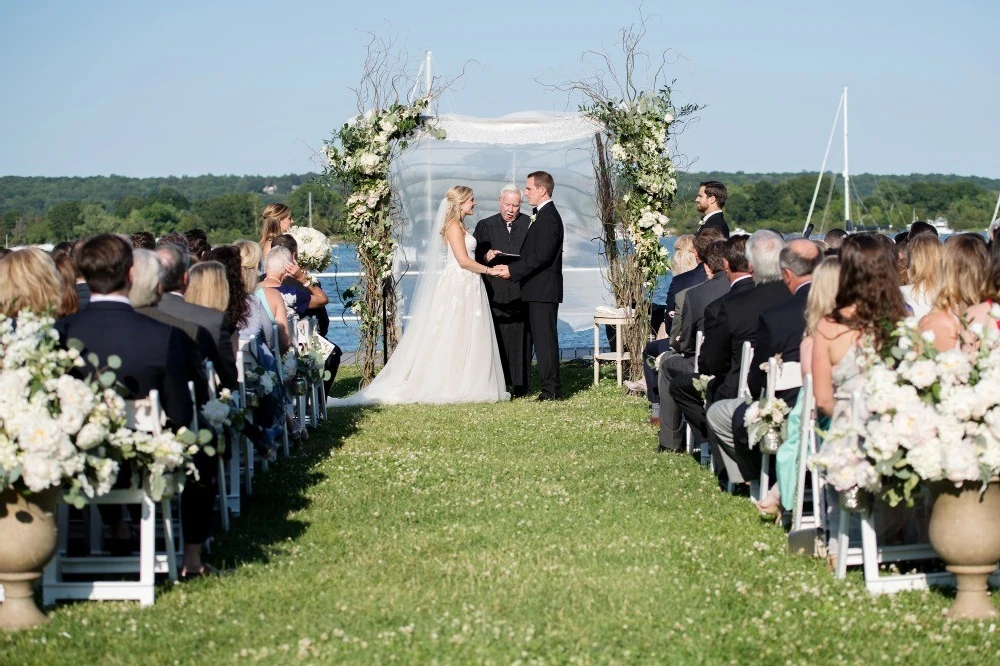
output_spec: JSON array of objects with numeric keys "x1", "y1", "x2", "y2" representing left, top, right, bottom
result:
[{"x1": 318, "y1": 239, "x2": 678, "y2": 353}]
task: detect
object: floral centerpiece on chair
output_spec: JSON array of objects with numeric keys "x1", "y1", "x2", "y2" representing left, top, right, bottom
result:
[
  {"x1": 811, "y1": 312, "x2": 1000, "y2": 619},
  {"x1": 744, "y1": 396, "x2": 791, "y2": 454},
  {"x1": 812, "y1": 315, "x2": 1000, "y2": 506},
  {"x1": 1, "y1": 311, "x2": 123, "y2": 507}
]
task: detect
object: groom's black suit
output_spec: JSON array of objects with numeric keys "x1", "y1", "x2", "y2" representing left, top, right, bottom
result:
[
  {"x1": 507, "y1": 200, "x2": 564, "y2": 399},
  {"x1": 475, "y1": 211, "x2": 531, "y2": 395}
]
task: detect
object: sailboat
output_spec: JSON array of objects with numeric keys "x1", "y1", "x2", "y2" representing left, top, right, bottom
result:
[{"x1": 803, "y1": 87, "x2": 855, "y2": 237}]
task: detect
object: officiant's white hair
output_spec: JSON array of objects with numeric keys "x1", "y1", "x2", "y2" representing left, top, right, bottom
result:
[{"x1": 499, "y1": 184, "x2": 521, "y2": 199}]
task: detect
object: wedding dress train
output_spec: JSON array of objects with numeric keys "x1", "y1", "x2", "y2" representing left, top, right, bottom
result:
[{"x1": 327, "y1": 230, "x2": 510, "y2": 406}]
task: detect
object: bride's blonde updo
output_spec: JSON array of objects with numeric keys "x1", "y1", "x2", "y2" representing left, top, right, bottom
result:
[{"x1": 440, "y1": 185, "x2": 474, "y2": 238}]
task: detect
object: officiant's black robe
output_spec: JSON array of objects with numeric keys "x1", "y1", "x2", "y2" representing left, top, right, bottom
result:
[{"x1": 474, "y1": 212, "x2": 531, "y2": 395}]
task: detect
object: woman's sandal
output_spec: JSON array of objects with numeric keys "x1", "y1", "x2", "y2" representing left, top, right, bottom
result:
[{"x1": 179, "y1": 563, "x2": 220, "y2": 582}]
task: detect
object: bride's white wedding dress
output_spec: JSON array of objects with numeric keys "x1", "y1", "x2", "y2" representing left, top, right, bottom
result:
[{"x1": 327, "y1": 230, "x2": 510, "y2": 406}]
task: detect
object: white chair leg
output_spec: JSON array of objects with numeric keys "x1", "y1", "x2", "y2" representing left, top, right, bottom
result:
[
  {"x1": 160, "y1": 499, "x2": 178, "y2": 584},
  {"x1": 835, "y1": 503, "x2": 850, "y2": 580},
  {"x1": 216, "y1": 455, "x2": 230, "y2": 532},
  {"x1": 759, "y1": 452, "x2": 771, "y2": 504}
]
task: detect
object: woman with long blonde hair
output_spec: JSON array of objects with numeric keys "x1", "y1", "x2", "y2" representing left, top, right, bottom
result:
[
  {"x1": 671, "y1": 234, "x2": 698, "y2": 275},
  {"x1": 328, "y1": 185, "x2": 509, "y2": 406},
  {"x1": 184, "y1": 261, "x2": 230, "y2": 313},
  {"x1": 900, "y1": 233, "x2": 941, "y2": 320},
  {"x1": 758, "y1": 256, "x2": 841, "y2": 515},
  {"x1": 918, "y1": 233, "x2": 988, "y2": 352},
  {"x1": 259, "y1": 203, "x2": 292, "y2": 256},
  {"x1": 0, "y1": 248, "x2": 64, "y2": 317}
]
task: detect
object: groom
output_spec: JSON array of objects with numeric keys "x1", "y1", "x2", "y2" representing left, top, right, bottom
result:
[{"x1": 496, "y1": 171, "x2": 564, "y2": 401}]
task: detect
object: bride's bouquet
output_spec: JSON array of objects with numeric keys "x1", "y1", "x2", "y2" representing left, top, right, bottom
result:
[{"x1": 287, "y1": 226, "x2": 333, "y2": 273}]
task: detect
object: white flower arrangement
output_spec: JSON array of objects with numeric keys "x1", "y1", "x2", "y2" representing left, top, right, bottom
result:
[
  {"x1": 691, "y1": 374, "x2": 715, "y2": 406},
  {"x1": 0, "y1": 311, "x2": 124, "y2": 505},
  {"x1": 812, "y1": 313, "x2": 1000, "y2": 507},
  {"x1": 585, "y1": 90, "x2": 683, "y2": 287},
  {"x1": 287, "y1": 225, "x2": 333, "y2": 273},
  {"x1": 744, "y1": 397, "x2": 791, "y2": 449},
  {"x1": 0, "y1": 311, "x2": 212, "y2": 506}
]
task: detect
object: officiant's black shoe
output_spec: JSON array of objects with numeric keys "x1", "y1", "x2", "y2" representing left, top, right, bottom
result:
[{"x1": 536, "y1": 393, "x2": 555, "y2": 401}]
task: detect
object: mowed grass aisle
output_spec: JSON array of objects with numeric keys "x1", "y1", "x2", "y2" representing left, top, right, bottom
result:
[{"x1": 4, "y1": 365, "x2": 999, "y2": 664}]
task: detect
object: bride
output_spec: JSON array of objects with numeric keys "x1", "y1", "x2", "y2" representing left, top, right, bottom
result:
[{"x1": 328, "y1": 185, "x2": 511, "y2": 406}]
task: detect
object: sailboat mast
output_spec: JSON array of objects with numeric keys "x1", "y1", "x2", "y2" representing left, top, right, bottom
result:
[
  {"x1": 803, "y1": 91, "x2": 844, "y2": 235},
  {"x1": 843, "y1": 86, "x2": 851, "y2": 231}
]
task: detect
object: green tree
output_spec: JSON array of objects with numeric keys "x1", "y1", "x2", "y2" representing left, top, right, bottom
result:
[
  {"x1": 284, "y1": 182, "x2": 346, "y2": 235},
  {"x1": 192, "y1": 192, "x2": 257, "y2": 235},
  {"x1": 145, "y1": 187, "x2": 191, "y2": 210},
  {"x1": 47, "y1": 201, "x2": 85, "y2": 242}
]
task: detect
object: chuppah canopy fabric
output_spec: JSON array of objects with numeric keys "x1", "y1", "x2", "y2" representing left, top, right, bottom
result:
[{"x1": 391, "y1": 112, "x2": 616, "y2": 333}]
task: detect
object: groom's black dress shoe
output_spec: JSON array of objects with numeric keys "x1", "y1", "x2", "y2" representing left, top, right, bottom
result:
[{"x1": 536, "y1": 393, "x2": 558, "y2": 402}]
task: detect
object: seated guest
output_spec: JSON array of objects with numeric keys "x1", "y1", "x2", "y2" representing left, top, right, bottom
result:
[
  {"x1": 54, "y1": 235, "x2": 198, "y2": 566},
  {"x1": 918, "y1": 234, "x2": 988, "y2": 352},
  {"x1": 632, "y1": 228, "x2": 723, "y2": 419},
  {"x1": 757, "y1": 256, "x2": 840, "y2": 515},
  {"x1": 0, "y1": 247, "x2": 64, "y2": 317},
  {"x1": 899, "y1": 233, "x2": 941, "y2": 320},
  {"x1": 706, "y1": 238, "x2": 821, "y2": 488},
  {"x1": 185, "y1": 229, "x2": 211, "y2": 263},
  {"x1": 658, "y1": 236, "x2": 749, "y2": 453},
  {"x1": 154, "y1": 241, "x2": 238, "y2": 390},
  {"x1": 966, "y1": 232, "x2": 1000, "y2": 330},
  {"x1": 269, "y1": 235, "x2": 341, "y2": 388},
  {"x1": 670, "y1": 230, "x2": 789, "y2": 477},
  {"x1": 50, "y1": 252, "x2": 81, "y2": 317},
  {"x1": 130, "y1": 231, "x2": 156, "y2": 250},
  {"x1": 823, "y1": 228, "x2": 847, "y2": 250},
  {"x1": 234, "y1": 240, "x2": 290, "y2": 353},
  {"x1": 256, "y1": 246, "x2": 296, "y2": 352},
  {"x1": 909, "y1": 220, "x2": 939, "y2": 238}
]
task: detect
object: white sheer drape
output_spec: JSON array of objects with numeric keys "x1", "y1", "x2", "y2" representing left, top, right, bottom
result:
[{"x1": 391, "y1": 112, "x2": 615, "y2": 333}]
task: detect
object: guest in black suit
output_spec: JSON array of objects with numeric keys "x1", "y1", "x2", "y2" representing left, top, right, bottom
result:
[
  {"x1": 475, "y1": 184, "x2": 531, "y2": 397},
  {"x1": 657, "y1": 237, "x2": 746, "y2": 452},
  {"x1": 706, "y1": 239, "x2": 822, "y2": 484},
  {"x1": 670, "y1": 230, "x2": 789, "y2": 473},
  {"x1": 695, "y1": 180, "x2": 730, "y2": 238},
  {"x1": 497, "y1": 171, "x2": 563, "y2": 400},
  {"x1": 55, "y1": 235, "x2": 199, "y2": 563},
  {"x1": 153, "y1": 241, "x2": 239, "y2": 391}
]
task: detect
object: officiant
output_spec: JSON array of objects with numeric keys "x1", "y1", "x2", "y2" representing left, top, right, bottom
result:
[{"x1": 474, "y1": 184, "x2": 531, "y2": 397}]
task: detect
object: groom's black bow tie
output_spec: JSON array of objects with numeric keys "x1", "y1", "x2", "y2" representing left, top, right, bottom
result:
[{"x1": 532, "y1": 207, "x2": 538, "y2": 215}]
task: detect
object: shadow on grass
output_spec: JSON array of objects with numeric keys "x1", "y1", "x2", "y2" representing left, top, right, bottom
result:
[{"x1": 209, "y1": 401, "x2": 368, "y2": 569}]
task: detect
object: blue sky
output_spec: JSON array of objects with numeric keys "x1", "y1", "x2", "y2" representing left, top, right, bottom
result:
[{"x1": 2, "y1": 0, "x2": 997, "y2": 178}]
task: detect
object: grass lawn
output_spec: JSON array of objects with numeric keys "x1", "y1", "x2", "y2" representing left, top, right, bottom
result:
[{"x1": 4, "y1": 363, "x2": 999, "y2": 664}]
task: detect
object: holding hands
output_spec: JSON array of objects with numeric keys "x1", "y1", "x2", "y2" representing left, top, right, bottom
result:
[{"x1": 487, "y1": 264, "x2": 511, "y2": 279}]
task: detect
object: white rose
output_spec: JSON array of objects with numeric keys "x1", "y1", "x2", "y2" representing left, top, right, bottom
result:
[
  {"x1": 75, "y1": 422, "x2": 108, "y2": 451},
  {"x1": 20, "y1": 451, "x2": 63, "y2": 492}
]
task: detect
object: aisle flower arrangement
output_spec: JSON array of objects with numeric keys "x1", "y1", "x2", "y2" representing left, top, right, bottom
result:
[
  {"x1": 0, "y1": 312, "x2": 210, "y2": 506},
  {"x1": 745, "y1": 396, "x2": 791, "y2": 452},
  {"x1": 812, "y1": 313, "x2": 1000, "y2": 507}
]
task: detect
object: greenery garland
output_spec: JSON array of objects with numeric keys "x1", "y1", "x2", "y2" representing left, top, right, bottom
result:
[{"x1": 323, "y1": 96, "x2": 443, "y2": 385}]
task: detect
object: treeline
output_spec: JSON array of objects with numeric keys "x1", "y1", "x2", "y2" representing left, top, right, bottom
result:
[
  {"x1": 2, "y1": 171, "x2": 998, "y2": 246},
  {"x1": 672, "y1": 172, "x2": 1000, "y2": 235},
  {"x1": 1, "y1": 176, "x2": 346, "y2": 246}
]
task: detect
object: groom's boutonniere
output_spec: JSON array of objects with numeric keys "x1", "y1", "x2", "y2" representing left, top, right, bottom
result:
[{"x1": 529, "y1": 214, "x2": 537, "y2": 225}]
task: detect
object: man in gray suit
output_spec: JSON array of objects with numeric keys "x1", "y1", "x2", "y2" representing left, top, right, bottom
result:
[{"x1": 153, "y1": 241, "x2": 238, "y2": 391}]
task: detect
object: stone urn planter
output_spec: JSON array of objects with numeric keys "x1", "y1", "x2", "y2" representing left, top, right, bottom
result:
[
  {"x1": 928, "y1": 480, "x2": 1000, "y2": 620},
  {"x1": 0, "y1": 487, "x2": 59, "y2": 631}
]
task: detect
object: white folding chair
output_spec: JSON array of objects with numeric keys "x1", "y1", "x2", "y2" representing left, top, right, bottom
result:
[
  {"x1": 298, "y1": 316, "x2": 324, "y2": 429},
  {"x1": 758, "y1": 357, "x2": 803, "y2": 504},
  {"x1": 43, "y1": 391, "x2": 180, "y2": 608},
  {"x1": 272, "y1": 322, "x2": 291, "y2": 457},
  {"x1": 685, "y1": 330, "x2": 705, "y2": 458},
  {"x1": 724, "y1": 341, "x2": 755, "y2": 495},
  {"x1": 790, "y1": 374, "x2": 823, "y2": 533},
  {"x1": 203, "y1": 361, "x2": 233, "y2": 532},
  {"x1": 237, "y1": 336, "x2": 262, "y2": 495}
]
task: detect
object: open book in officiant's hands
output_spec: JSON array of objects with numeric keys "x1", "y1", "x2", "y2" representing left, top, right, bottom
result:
[{"x1": 490, "y1": 252, "x2": 520, "y2": 265}]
